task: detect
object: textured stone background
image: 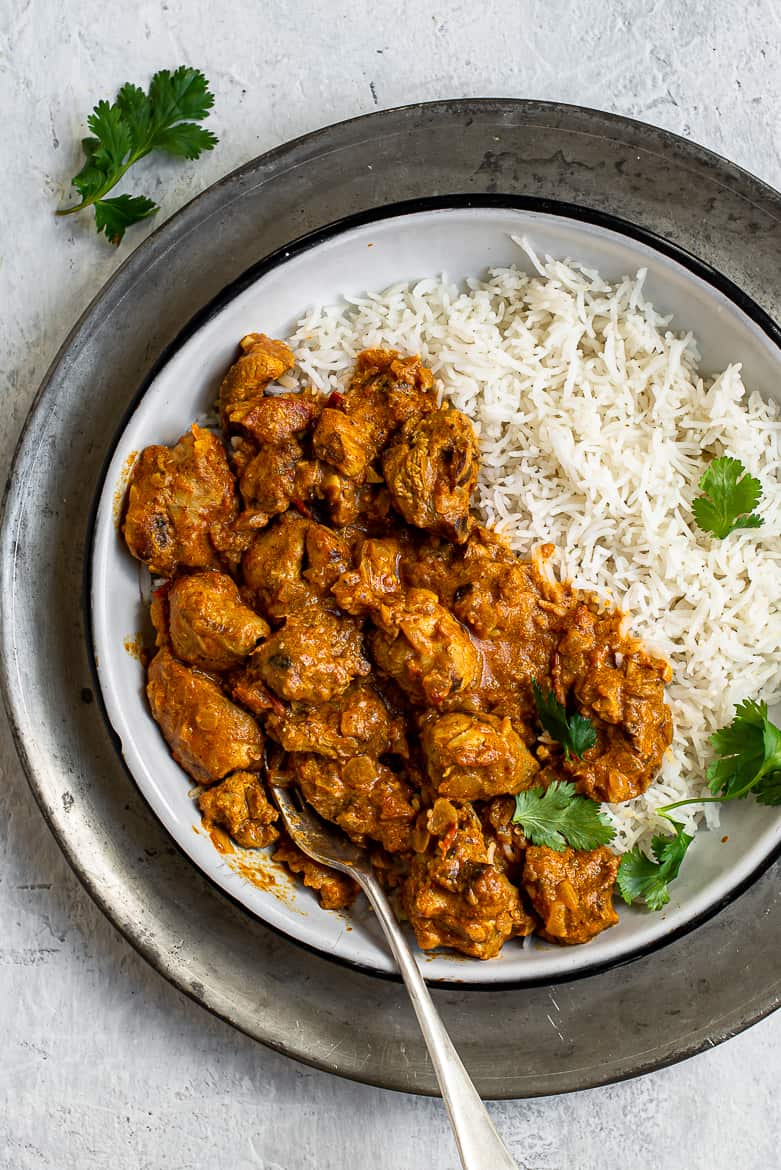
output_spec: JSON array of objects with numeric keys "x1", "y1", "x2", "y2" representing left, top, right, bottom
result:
[{"x1": 1, "y1": 2, "x2": 780, "y2": 1167}]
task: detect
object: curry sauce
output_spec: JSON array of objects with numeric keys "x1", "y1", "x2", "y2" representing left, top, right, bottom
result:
[{"x1": 122, "y1": 335, "x2": 672, "y2": 957}]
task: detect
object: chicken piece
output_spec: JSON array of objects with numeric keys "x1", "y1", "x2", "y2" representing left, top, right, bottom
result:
[
  {"x1": 312, "y1": 408, "x2": 369, "y2": 478},
  {"x1": 421, "y1": 712, "x2": 539, "y2": 801},
  {"x1": 273, "y1": 833, "x2": 358, "y2": 909},
  {"x1": 421, "y1": 798, "x2": 491, "y2": 889},
  {"x1": 230, "y1": 669, "x2": 285, "y2": 719},
  {"x1": 238, "y1": 436, "x2": 304, "y2": 520},
  {"x1": 333, "y1": 541, "x2": 479, "y2": 706},
  {"x1": 346, "y1": 537, "x2": 552, "y2": 726},
  {"x1": 198, "y1": 771, "x2": 279, "y2": 848},
  {"x1": 331, "y1": 537, "x2": 405, "y2": 615},
  {"x1": 231, "y1": 391, "x2": 324, "y2": 519},
  {"x1": 218, "y1": 333, "x2": 295, "y2": 424},
  {"x1": 291, "y1": 753, "x2": 416, "y2": 853},
  {"x1": 401, "y1": 802, "x2": 534, "y2": 959},
  {"x1": 200, "y1": 436, "x2": 276, "y2": 562},
  {"x1": 302, "y1": 518, "x2": 354, "y2": 593},
  {"x1": 292, "y1": 458, "x2": 363, "y2": 527},
  {"x1": 246, "y1": 611, "x2": 370, "y2": 704},
  {"x1": 550, "y1": 603, "x2": 673, "y2": 803},
  {"x1": 382, "y1": 408, "x2": 478, "y2": 542},
  {"x1": 149, "y1": 586, "x2": 171, "y2": 651},
  {"x1": 264, "y1": 680, "x2": 407, "y2": 760},
  {"x1": 242, "y1": 512, "x2": 312, "y2": 619},
  {"x1": 242, "y1": 513, "x2": 351, "y2": 622},
  {"x1": 341, "y1": 349, "x2": 438, "y2": 463},
  {"x1": 522, "y1": 845, "x2": 619, "y2": 945},
  {"x1": 147, "y1": 649, "x2": 264, "y2": 785},
  {"x1": 225, "y1": 382, "x2": 322, "y2": 526},
  {"x1": 123, "y1": 425, "x2": 237, "y2": 578},
  {"x1": 369, "y1": 588, "x2": 481, "y2": 706},
  {"x1": 481, "y1": 796, "x2": 528, "y2": 880},
  {"x1": 453, "y1": 563, "x2": 548, "y2": 640},
  {"x1": 403, "y1": 524, "x2": 517, "y2": 601},
  {"x1": 565, "y1": 721, "x2": 671, "y2": 805},
  {"x1": 225, "y1": 390, "x2": 321, "y2": 444},
  {"x1": 442, "y1": 555, "x2": 564, "y2": 725},
  {"x1": 165, "y1": 571, "x2": 269, "y2": 671}
]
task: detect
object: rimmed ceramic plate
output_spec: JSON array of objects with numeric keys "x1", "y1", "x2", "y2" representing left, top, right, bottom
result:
[
  {"x1": 91, "y1": 201, "x2": 781, "y2": 985},
  {"x1": 4, "y1": 102, "x2": 781, "y2": 1095}
]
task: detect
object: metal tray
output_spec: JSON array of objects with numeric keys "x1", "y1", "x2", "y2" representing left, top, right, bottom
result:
[{"x1": 2, "y1": 100, "x2": 779, "y2": 1097}]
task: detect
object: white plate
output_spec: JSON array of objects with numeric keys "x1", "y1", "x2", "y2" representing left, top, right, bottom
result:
[{"x1": 91, "y1": 205, "x2": 781, "y2": 985}]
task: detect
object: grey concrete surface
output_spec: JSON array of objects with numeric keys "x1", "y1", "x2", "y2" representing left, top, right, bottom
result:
[{"x1": 1, "y1": 2, "x2": 779, "y2": 1167}]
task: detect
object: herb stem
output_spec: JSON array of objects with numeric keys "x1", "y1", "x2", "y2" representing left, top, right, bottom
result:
[
  {"x1": 659, "y1": 758, "x2": 773, "y2": 815},
  {"x1": 657, "y1": 796, "x2": 728, "y2": 814},
  {"x1": 56, "y1": 150, "x2": 148, "y2": 216}
]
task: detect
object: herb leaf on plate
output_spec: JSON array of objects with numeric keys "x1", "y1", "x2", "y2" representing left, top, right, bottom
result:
[
  {"x1": 659, "y1": 699, "x2": 781, "y2": 817},
  {"x1": 616, "y1": 818, "x2": 693, "y2": 911},
  {"x1": 512, "y1": 780, "x2": 615, "y2": 852},
  {"x1": 531, "y1": 680, "x2": 596, "y2": 760},
  {"x1": 706, "y1": 699, "x2": 781, "y2": 805},
  {"x1": 692, "y1": 455, "x2": 763, "y2": 539}
]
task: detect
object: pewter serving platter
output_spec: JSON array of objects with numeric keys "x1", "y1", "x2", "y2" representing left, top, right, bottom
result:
[{"x1": 3, "y1": 101, "x2": 780, "y2": 1095}]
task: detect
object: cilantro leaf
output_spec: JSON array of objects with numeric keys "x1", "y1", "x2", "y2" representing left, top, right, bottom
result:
[
  {"x1": 626, "y1": 696, "x2": 781, "y2": 912},
  {"x1": 707, "y1": 699, "x2": 781, "y2": 800},
  {"x1": 615, "y1": 850, "x2": 670, "y2": 911},
  {"x1": 755, "y1": 772, "x2": 781, "y2": 807},
  {"x1": 71, "y1": 156, "x2": 107, "y2": 203},
  {"x1": 115, "y1": 82, "x2": 152, "y2": 151},
  {"x1": 692, "y1": 456, "x2": 763, "y2": 539},
  {"x1": 655, "y1": 698, "x2": 781, "y2": 824},
  {"x1": 57, "y1": 67, "x2": 218, "y2": 245},
  {"x1": 531, "y1": 680, "x2": 596, "y2": 760},
  {"x1": 617, "y1": 818, "x2": 693, "y2": 911},
  {"x1": 93, "y1": 195, "x2": 157, "y2": 245},
  {"x1": 151, "y1": 122, "x2": 219, "y2": 159},
  {"x1": 86, "y1": 100, "x2": 133, "y2": 173},
  {"x1": 512, "y1": 781, "x2": 615, "y2": 852},
  {"x1": 148, "y1": 65, "x2": 216, "y2": 124}
]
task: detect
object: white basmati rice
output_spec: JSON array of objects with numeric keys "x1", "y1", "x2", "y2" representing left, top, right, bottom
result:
[{"x1": 283, "y1": 239, "x2": 781, "y2": 853}]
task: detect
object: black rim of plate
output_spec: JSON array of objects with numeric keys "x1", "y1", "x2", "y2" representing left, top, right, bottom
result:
[{"x1": 86, "y1": 191, "x2": 781, "y2": 991}]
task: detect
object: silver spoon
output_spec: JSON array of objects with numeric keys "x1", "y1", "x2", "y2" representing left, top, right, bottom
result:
[{"x1": 269, "y1": 782, "x2": 518, "y2": 1170}]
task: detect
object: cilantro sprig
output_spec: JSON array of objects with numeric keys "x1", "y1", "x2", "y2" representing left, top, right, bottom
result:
[
  {"x1": 663, "y1": 700, "x2": 781, "y2": 812},
  {"x1": 616, "y1": 818, "x2": 693, "y2": 911},
  {"x1": 531, "y1": 680, "x2": 596, "y2": 761},
  {"x1": 57, "y1": 67, "x2": 218, "y2": 244},
  {"x1": 620, "y1": 699, "x2": 781, "y2": 910},
  {"x1": 512, "y1": 780, "x2": 615, "y2": 852},
  {"x1": 692, "y1": 455, "x2": 763, "y2": 539}
]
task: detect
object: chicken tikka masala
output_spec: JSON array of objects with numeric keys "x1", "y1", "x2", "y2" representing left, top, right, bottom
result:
[{"x1": 122, "y1": 334, "x2": 673, "y2": 959}]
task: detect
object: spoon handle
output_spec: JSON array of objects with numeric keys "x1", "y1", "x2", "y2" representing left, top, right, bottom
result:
[{"x1": 354, "y1": 870, "x2": 518, "y2": 1170}]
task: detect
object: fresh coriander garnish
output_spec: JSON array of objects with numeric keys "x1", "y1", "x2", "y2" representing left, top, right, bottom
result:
[
  {"x1": 57, "y1": 67, "x2": 218, "y2": 244},
  {"x1": 706, "y1": 699, "x2": 781, "y2": 805},
  {"x1": 660, "y1": 699, "x2": 781, "y2": 814},
  {"x1": 531, "y1": 680, "x2": 596, "y2": 760},
  {"x1": 692, "y1": 455, "x2": 763, "y2": 539},
  {"x1": 616, "y1": 818, "x2": 693, "y2": 911},
  {"x1": 622, "y1": 698, "x2": 781, "y2": 911},
  {"x1": 512, "y1": 780, "x2": 615, "y2": 852}
]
